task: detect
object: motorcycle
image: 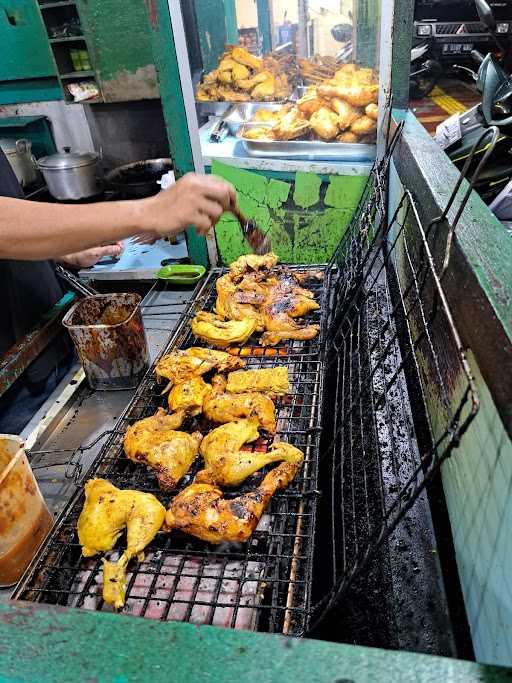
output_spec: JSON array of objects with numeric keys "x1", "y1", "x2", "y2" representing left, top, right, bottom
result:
[{"x1": 439, "y1": 0, "x2": 512, "y2": 205}]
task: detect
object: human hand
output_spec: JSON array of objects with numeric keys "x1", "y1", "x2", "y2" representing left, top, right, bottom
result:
[
  {"x1": 59, "y1": 242, "x2": 124, "y2": 269},
  {"x1": 136, "y1": 173, "x2": 236, "y2": 238}
]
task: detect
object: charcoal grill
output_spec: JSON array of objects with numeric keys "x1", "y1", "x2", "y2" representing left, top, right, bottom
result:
[{"x1": 14, "y1": 125, "x2": 490, "y2": 640}]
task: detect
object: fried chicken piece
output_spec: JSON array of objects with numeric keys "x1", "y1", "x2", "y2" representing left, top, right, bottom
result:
[
  {"x1": 237, "y1": 71, "x2": 270, "y2": 92},
  {"x1": 231, "y1": 46, "x2": 263, "y2": 71},
  {"x1": 337, "y1": 131, "x2": 359, "y2": 143},
  {"x1": 217, "y1": 87, "x2": 249, "y2": 102},
  {"x1": 310, "y1": 107, "x2": 339, "y2": 140},
  {"x1": 226, "y1": 367, "x2": 289, "y2": 395},
  {"x1": 123, "y1": 408, "x2": 202, "y2": 491},
  {"x1": 229, "y1": 253, "x2": 279, "y2": 278},
  {"x1": 78, "y1": 478, "x2": 165, "y2": 608},
  {"x1": 351, "y1": 115, "x2": 377, "y2": 136},
  {"x1": 243, "y1": 126, "x2": 274, "y2": 141},
  {"x1": 218, "y1": 69, "x2": 233, "y2": 85},
  {"x1": 232, "y1": 62, "x2": 250, "y2": 81},
  {"x1": 365, "y1": 102, "x2": 379, "y2": 121},
  {"x1": 155, "y1": 347, "x2": 244, "y2": 387},
  {"x1": 191, "y1": 311, "x2": 258, "y2": 347},
  {"x1": 203, "y1": 69, "x2": 218, "y2": 83},
  {"x1": 329, "y1": 99, "x2": 361, "y2": 130},
  {"x1": 168, "y1": 376, "x2": 211, "y2": 416},
  {"x1": 251, "y1": 74, "x2": 276, "y2": 101},
  {"x1": 273, "y1": 107, "x2": 310, "y2": 141},
  {"x1": 203, "y1": 390, "x2": 277, "y2": 433},
  {"x1": 218, "y1": 57, "x2": 238, "y2": 72},
  {"x1": 197, "y1": 418, "x2": 303, "y2": 486},
  {"x1": 317, "y1": 83, "x2": 379, "y2": 107},
  {"x1": 164, "y1": 458, "x2": 303, "y2": 543}
]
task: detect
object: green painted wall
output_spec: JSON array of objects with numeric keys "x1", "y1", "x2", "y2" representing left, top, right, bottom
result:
[
  {"x1": 76, "y1": 0, "x2": 158, "y2": 101},
  {"x1": 211, "y1": 161, "x2": 367, "y2": 265},
  {"x1": 0, "y1": 0, "x2": 56, "y2": 81},
  {"x1": 195, "y1": 0, "x2": 228, "y2": 73},
  {"x1": 355, "y1": 0, "x2": 381, "y2": 69}
]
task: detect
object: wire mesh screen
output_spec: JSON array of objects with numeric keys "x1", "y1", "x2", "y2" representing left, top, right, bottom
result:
[
  {"x1": 15, "y1": 266, "x2": 327, "y2": 637},
  {"x1": 309, "y1": 184, "x2": 479, "y2": 629}
]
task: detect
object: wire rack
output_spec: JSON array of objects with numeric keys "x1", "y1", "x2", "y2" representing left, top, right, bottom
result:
[
  {"x1": 14, "y1": 265, "x2": 327, "y2": 636},
  {"x1": 306, "y1": 126, "x2": 489, "y2": 630}
]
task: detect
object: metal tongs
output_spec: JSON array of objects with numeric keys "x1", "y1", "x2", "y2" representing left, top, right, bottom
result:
[
  {"x1": 230, "y1": 202, "x2": 272, "y2": 255},
  {"x1": 209, "y1": 104, "x2": 236, "y2": 143}
]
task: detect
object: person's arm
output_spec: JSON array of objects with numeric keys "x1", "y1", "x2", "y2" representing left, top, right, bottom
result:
[{"x1": 0, "y1": 173, "x2": 236, "y2": 261}]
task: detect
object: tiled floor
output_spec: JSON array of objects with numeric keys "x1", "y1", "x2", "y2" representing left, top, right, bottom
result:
[{"x1": 410, "y1": 77, "x2": 480, "y2": 135}]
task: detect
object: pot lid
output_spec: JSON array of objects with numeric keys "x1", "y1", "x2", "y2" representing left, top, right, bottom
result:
[{"x1": 38, "y1": 147, "x2": 98, "y2": 170}]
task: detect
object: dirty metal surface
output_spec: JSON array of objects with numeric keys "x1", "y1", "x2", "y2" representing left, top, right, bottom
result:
[
  {"x1": 0, "y1": 292, "x2": 75, "y2": 398},
  {"x1": 1, "y1": 601, "x2": 512, "y2": 683}
]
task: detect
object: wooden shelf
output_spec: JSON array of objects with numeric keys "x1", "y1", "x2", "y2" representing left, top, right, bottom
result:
[
  {"x1": 49, "y1": 36, "x2": 84, "y2": 42},
  {"x1": 39, "y1": 1, "x2": 76, "y2": 8},
  {"x1": 60, "y1": 70, "x2": 95, "y2": 79}
]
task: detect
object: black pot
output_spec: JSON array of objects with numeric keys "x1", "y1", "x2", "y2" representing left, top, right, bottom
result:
[{"x1": 106, "y1": 158, "x2": 173, "y2": 198}]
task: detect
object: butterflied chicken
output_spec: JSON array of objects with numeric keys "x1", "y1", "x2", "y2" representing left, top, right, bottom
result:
[
  {"x1": 226, "y1": 367, "x2": 289, "y2": 395},
  {"x1": 215, "y1": 273, "x2": 264, "y2": 330},
  {"x1": 191, "y1": 311, "x2": 258, "y2": 347},
  {"x1": 124, "y1": 408, "x2": 202, "y2": 491},
  {"x1": 164, "y1": 459, "x2": 303, "y2": 543},
  {"x1": 198, "y1": 418, "x2": 303, "y2": 486},
  {"x1": 203, "y1": 390, "x2": 277, "y2": 433},
  {"x1": 77, "y1": 478, "x2": 165, "y2": 608},
  {"x1": 155, "y1": 347, "x2": 244, "y2": 387},
  {"x1": 167, "y1": 376, "x2": 211, "y2": 416}
]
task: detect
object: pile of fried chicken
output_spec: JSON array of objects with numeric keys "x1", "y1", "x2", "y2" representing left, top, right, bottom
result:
[
  {"x1": 242, "y1": 63, "x2": 378, "y2": 144},
  {"x1": 77, "y1": 340, "x2": 304, "y2": 608},
  {"x1": 196, "y1": 46, "x2": 293, "y2": 102},
  {"x1": 190, "y1": 253, "x2": 321, "y2": 348}
]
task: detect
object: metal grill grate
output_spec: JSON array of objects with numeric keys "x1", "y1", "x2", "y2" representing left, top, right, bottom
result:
[
  {"x1": 308, "y1": 174, "x2": 480, "y2": 630},
  {"x1": 15, "y1": 266, "x2": 327, "y2": 636}
]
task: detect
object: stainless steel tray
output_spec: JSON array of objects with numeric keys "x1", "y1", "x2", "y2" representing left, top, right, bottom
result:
[
  {"x1": 225, "y1": 103, "x2": 285, "y2": 135},
  {"x1": 239, "y1": 127, "x2": 376, "y2": 161},
  {"x1": 196, "y1": 98, "x2": 292, "y2": 119}
]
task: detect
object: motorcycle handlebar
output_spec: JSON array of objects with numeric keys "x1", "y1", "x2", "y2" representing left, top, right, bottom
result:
[{"x1": 472, "y1": 49, "x2": 485, "y2": 64}]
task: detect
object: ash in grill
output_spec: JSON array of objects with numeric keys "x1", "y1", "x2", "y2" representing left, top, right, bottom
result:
[{"x1": 15, "y1": 125, "x2": 479, "y2": 644}]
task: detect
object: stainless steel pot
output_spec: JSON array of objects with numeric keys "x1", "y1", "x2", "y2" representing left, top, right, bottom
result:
[
  {"x1": 0, "y1": 138, "x2": 39, "y2": 188},
  {"x1": 37, "y1": 147, "x2": 103, "y2": 200}
]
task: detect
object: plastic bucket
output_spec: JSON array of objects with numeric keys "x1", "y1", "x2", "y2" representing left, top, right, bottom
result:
[
  {"x1": 0, "y1": 435, "x2": 53, "y2": 587},
  {"x1": 62, "y1": 293, "x2": 149, "y2": 390}
]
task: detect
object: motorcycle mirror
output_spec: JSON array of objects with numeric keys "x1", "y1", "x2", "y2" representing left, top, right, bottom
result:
[{"x1": 475, "y1": 0, "x2": 497, "y2": 31}]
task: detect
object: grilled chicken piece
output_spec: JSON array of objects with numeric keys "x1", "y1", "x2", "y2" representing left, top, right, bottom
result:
[
  {"x1": 215, "y1": 273, "x2": 264, "y2": 330},
  {"x1": 197, "y1": 418, "x2": 303, "y2": 486},
  {"x1": 155, "y1": 347, "x2": 244, "y2": 387},
  {"x1": 251, "y1": 73, "x2": 276, "y2": 101},
  {"x1": 191, "y1": 311, "x2": 258, "y2": 347},
  {"x1": 164, "y1": 458, "x2": 303, "y2": 543},
  {"x1": 77, "y1": 478, "x2": 166, "y2": 608},
  {"x1": 229, "y1": 252, "x2": 279, "y2": 278},
  {"x1": 260, "y1": 294, "x2": 320, "y2": 346},
  {"x1": 338, "y1": 131, "x2": 359, "y2": 143},
  {"x1": 203, "y1": 390, "x2": 277, "y2": 433},
  {"x1": 167, "y1": 376, "x2": 211, "y2": 416},
  {"x1": 226, "y1": 367, "x2": 289, "y2": 395},
  {"x1": 309, "y1": 107, "x2": 339, "y2": 140},
  {"x1": 123, "y1": 408, "x2": 202, "y2": 491}
]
